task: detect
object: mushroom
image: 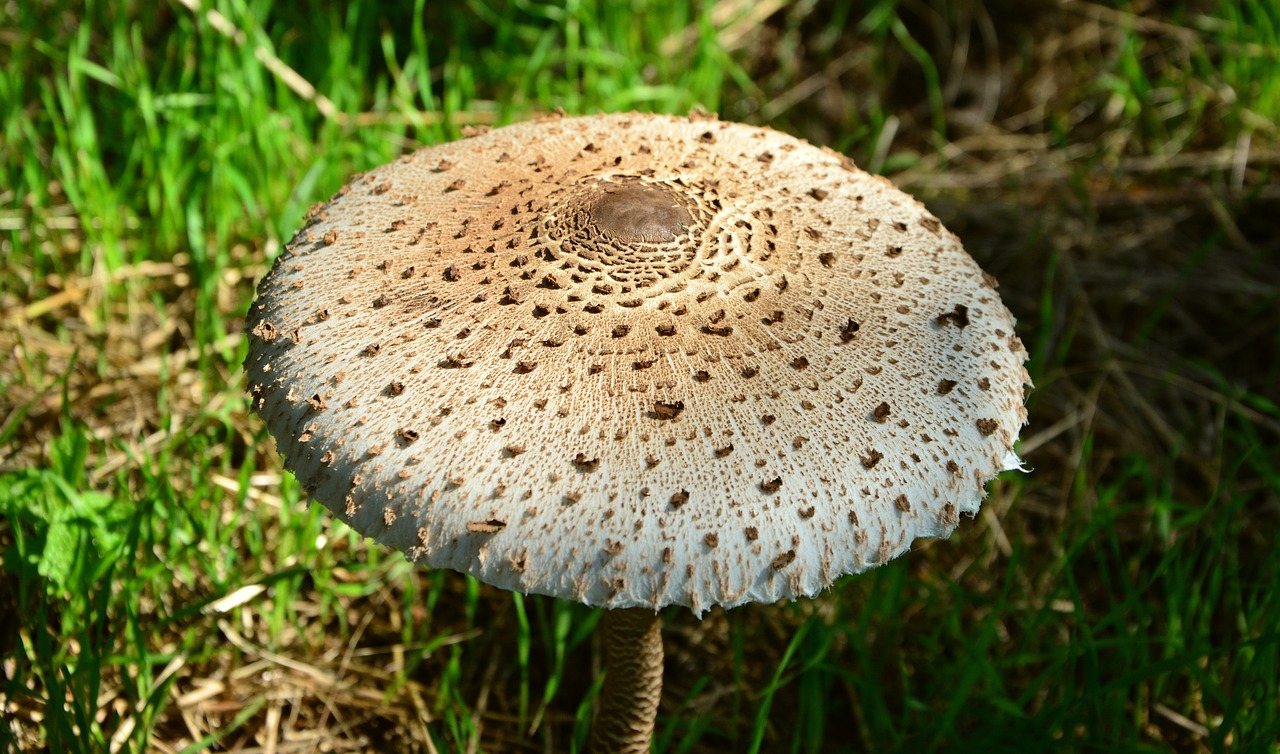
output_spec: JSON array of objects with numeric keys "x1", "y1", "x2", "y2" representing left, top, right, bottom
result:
[{"x1": 243, "y1": 112, "x2": 1029, "y2": 752}]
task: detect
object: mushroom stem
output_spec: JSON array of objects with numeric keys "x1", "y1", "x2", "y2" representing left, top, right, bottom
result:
[{"x1": 590, "y1": 607, "x2": 664, "y2": 754}]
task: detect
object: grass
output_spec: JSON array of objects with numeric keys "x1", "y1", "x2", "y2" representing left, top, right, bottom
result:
[{"x1": 2, "y1": 0, "x2": 1279, "y2": 751}]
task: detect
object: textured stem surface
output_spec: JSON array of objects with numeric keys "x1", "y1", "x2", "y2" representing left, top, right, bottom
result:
[{"x1": 589, "y1": 608, "x2": 664, "y2": 754}]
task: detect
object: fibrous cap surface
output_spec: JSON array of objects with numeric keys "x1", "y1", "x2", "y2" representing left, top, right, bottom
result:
[{"x1": 244, "y1": 112, "x2": 1030, "y2": 615}]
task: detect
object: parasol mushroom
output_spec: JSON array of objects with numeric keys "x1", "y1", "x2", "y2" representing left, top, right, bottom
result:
[{"x1": 243, "y1": 111, "x2": 1029, "y2": 752}]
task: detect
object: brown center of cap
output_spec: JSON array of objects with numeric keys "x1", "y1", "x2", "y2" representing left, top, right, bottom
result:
[{"x1": 589, "y1": 184, "x2": 693, "y2": 244}]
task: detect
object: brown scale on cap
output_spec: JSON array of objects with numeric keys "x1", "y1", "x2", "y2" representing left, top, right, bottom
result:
[{"x1": 242, "y1": 112, "x2": 1029, "y2": 615}]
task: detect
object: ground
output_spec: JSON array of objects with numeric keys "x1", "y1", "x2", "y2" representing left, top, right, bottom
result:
[{"x1": 1, "y1": 1, "x2": 1278, "y2": 752}]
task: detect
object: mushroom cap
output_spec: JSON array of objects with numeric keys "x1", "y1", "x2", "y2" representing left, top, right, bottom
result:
[{"x1": 244, "y1": 112, "x2": 1030, "y2": 615}]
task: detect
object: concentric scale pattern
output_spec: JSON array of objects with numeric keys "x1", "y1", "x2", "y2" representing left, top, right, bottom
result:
[{"x1": 244, "y1": 112, "x2": 1030, "y2": 614}]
